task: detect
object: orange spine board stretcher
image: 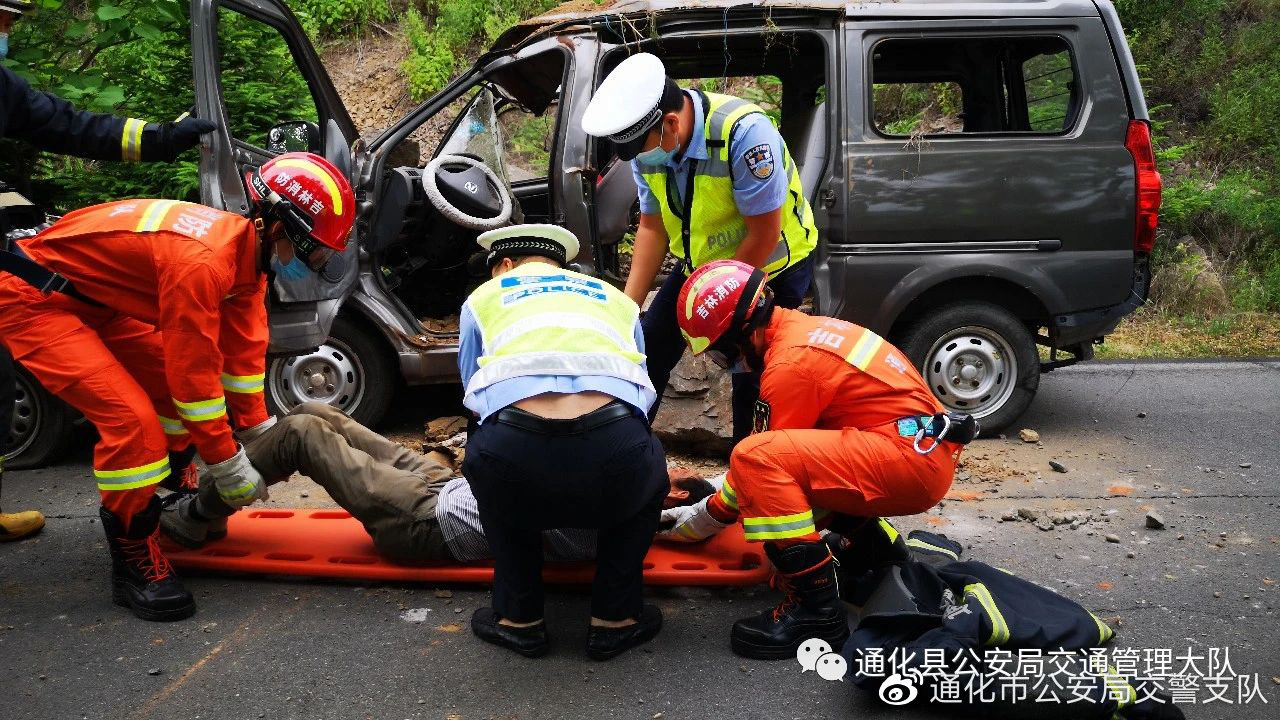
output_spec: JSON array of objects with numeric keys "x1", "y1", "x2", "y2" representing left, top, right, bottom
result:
[{"x1": 162, "y1": 509, "x2": 771, "y2": 586}]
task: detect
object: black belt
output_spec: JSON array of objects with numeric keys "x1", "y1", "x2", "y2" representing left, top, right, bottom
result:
[
  {"x1": 0, "y1": 246, "x2": 104, "y2": 307},
  {"x1": 493, "y1": 400, "x2": 636, "y2": 435}
]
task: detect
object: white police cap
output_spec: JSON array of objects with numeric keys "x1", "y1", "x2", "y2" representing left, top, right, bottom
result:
[
  {"x1": 476, "y1": 223, "x2": 580, "y2": 267},
  {"x1": 581, "y1": 53, "x2": 668, "y2": 147}
]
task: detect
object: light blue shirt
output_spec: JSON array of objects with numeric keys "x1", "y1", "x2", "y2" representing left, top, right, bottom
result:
[
  {"x1": 632, "y1": 89, "x2": 789, "y2": 219},
  {"x1": 456, "y1": 302, "x2": 655, "y2": 422}
]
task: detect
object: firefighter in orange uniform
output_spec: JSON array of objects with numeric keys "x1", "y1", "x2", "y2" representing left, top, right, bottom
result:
[
  {"x1": 658, "y1": 260, "x2": 978, "y2": 659},
  {"x1": 0, "y1": 152, "x2": 354, "y2": 621}
]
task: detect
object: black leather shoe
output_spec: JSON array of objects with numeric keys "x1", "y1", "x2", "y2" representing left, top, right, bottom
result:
[
  {"x1": 586, "y1": 604, "x2": 663, "y2": 661},
  {"x1": 470, "y1": 607, "x2": 549, "y2": 658}
]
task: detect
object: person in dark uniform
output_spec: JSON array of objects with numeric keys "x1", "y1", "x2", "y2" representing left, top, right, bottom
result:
[
  {"x1": 458, "y1": 224, "x2": 668, "y2": 660},
  {"x1": 0, "y1": 0, "x2": 216, "y2": 542}
]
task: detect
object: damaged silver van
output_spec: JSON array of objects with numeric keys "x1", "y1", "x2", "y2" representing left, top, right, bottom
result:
[{"x1": 6, "y1": 0, "x2": 1160, "y2": 467}]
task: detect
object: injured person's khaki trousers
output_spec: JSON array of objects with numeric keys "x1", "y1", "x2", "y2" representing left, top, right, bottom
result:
[{"x1": 199, "y1": 402, "x2": 456, "y2": 563}]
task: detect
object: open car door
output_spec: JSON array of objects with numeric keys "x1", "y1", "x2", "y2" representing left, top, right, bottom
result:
[{"x1": 190, "y1": 0, "x2": 359, "y2": 354}]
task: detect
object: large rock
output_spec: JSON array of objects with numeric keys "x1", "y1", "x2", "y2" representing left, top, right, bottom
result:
[{"x1": 652, "y1": 353, "x2": 734, "y2": 456}]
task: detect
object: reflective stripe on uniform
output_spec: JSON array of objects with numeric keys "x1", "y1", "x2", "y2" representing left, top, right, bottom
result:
[
  {"x1": 94, "y1": 457, "x2": 171, "y2": 491},
  {"x1": 742, "y1": 510, "x2": 816, "y2": 541},
  {"x1": 906, "y1": 537, "x2": 959, "y2": 561},
  {"x1": 717, "y1": 477, "x2": 739, "y2": 511},
  {"x1": 963, "y1": 582, "x2": 1010, "y2": 645},
  {"x1": 173, "y1": 396, "x2": 227, "y2": 422},
  {"x1": 877, "y1": 517, "x2": 900, "y2": 544},
  {"x1": 1090, "y1": 611, "x2": 1115, "y2": 645},
  {"x1": 121, "y1": 118, "x2": 145, "y2": 162},
  {"x1": 1102, "y1": 666, "x2": 1136, "y2": 709},
  {"x1": 135, "y1": 200, "x2": 181, "y2": 232},
  {"x1": 157, "y1": 415, "x2": 189, "y2": 436},
  {"x1": 845, "y1": 328, "x2": 886, "y2": 371},
  {"x1": 221, "y1": 372, "x2": 265, "y2": 394},
  {"x1": 486, "y1": 312, "x2": 636, "y2": 355}
]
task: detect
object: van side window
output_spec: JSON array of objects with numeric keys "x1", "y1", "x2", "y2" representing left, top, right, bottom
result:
[{"x1": 871, "y1": 36, "x2": 1078, "y2": 137}]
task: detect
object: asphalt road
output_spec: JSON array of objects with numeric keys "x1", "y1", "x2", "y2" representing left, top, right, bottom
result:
[{"x1": 2, "y1": 360, "x2": 1277, "y2": 720}]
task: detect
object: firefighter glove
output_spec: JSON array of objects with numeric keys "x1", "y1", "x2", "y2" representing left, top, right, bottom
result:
[
  {"x1": 235, "y1": 416, "x2": 278, "y2": 444},
  {"x1": 208, "y1": 446, "x2": 267, "y2": 508},
  {"x1": 142, "y1": 117, "x2": 217, "y2": 163},
  {"x1": 657, "y1": 496, "x2": 729, "y2": 543}
]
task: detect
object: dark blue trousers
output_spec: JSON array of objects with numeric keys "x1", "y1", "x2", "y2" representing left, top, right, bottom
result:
[{"x1": 642, "y1": 254, "x2": 814, "y2": 444}]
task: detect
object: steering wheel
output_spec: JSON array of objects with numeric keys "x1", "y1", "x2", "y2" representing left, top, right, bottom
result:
[{"x1": 422, "y1": 153, "x2": 513, "y2": 231}]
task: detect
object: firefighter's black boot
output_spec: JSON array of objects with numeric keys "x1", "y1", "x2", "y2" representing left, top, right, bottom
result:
[
  {"x1": 100, "y1": 496, "x2": 196, "y2": 621},
  {"x1": 824, "y1": 516, "x2": 910, "y2": 605},
  {"x1": 730, "y1": 542, "x2": 848, "y2": 659}
]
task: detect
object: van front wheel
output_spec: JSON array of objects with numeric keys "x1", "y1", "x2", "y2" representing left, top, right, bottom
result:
[
  {"x1": 898, "y1": 302, "x2": 1039, "y2": 435},
  {"x1": 266, "y1": 317, "x2": 395, "y2": 428}
]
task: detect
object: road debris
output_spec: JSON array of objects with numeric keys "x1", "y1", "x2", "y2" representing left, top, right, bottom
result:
[
  {"x1": 426, "y1": 416, "x2": 468, "y2": 441},
  {"x1": 1049, "y1": 460, "x2": 1068, "y2": 473},
  {"x1": 1105, "y1": 534, "x2": 1121, "y2": 543},
  {"x1": 1018, "y1": 429, "x2": 1040, "y2": 443},
  {"x1": 1145, "y1": 512, "x2": 1166, "y2": 530}
]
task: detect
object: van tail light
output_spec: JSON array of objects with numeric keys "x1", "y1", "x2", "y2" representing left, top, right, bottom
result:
[{"x1": 1125, "y1": 119, "x2": 1162, "y2": 254}]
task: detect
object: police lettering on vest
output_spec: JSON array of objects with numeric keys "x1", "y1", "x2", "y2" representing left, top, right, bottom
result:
[
  {"x1": 462, "y1": 263, "x2": 653, "y2": 406},
  {"x1": 637, "y1": 91, "x2": 818, "y2": 277}
]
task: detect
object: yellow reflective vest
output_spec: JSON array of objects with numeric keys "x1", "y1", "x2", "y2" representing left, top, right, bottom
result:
[
  {"x1": 636, "y1": 90, "x2": 817, "y2": 277},
  {"x1": 462, "y1": 263, "x2": 651, "y2": 401}
]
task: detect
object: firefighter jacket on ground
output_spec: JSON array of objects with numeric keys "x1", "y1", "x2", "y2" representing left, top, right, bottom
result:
[
  {"x1": 635, "y1": 90, "x2": 817, "y2": 277},
  {"x1": 842, "y1": 530, "x2": 1172, "y2": 719}
]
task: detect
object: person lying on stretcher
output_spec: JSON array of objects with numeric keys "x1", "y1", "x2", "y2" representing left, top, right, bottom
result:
[{"x1": 160, "y1": 402, "x2": 717, "y2": 564}]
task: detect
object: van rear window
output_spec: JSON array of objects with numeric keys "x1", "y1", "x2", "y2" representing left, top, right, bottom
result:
[{"x1": 871, "y1": 36, "x2": 1078, "y2": 137}]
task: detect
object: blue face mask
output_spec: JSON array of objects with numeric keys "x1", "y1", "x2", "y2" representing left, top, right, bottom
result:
[
  {"x1": 635, "y1": 121, "x2": 677, "y2": 166},
  {"x1": 0, "y1": 34, "x2": 10, "y2": 60},
  {"x1": 271, "y1": 255, "x2": 310, "y2": 282}
]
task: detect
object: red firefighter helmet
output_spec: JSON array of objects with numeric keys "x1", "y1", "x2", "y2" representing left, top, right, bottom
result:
[
  {"x1": 677, "y1": 260, "x2": 768, "y2": 356},
  {"x1": 246, "y1": 153, "x2": 354, "y2": 273}
]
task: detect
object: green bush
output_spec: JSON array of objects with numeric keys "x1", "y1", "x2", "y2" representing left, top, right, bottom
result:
[
  {"x1": 402, "y1": 0, "x2": 559, "y2": 101},
  {"x1": 292, "y1": 0, "x2": 391, "y2": 36}
]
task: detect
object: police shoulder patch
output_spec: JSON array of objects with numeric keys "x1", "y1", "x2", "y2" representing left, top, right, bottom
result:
[{"x1": 743, "y1": 143, "x2": 775, "y2": 180}]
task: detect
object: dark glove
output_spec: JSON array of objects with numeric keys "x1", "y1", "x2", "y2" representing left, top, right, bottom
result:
[{"x1": 141, "y1": 117, "x2": 217, "y2": 162}]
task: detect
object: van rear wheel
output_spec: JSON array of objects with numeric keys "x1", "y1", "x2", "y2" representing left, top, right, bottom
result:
[{"x1": 899, "y1": 302, "x2": 1038, "y2": 435}]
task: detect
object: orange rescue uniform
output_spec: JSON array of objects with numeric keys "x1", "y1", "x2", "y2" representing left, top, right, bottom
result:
[
  {"x1": 708, "y1": 308, "x2": 958, "y2": 543},
  {"x1": 0, "y1": 199, "x2": 269, "y2": 521}
]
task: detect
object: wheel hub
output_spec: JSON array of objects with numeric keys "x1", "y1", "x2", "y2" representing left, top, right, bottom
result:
[
  {"x1": 923, "y1": 326, "x2": 1018, "y2": 419},
  {"x1": 4, "y1": 374, "x2": 40, "y2": 461},
  {"x1": 268, "y1": 340, "x2": 365, "y2": 414}
]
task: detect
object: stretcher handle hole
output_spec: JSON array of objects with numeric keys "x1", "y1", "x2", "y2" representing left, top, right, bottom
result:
[
  {"x1": 671, "y1": 561, "x2": 708, "y2": 571},
  {"x1": 248, "y1": 511, "x2": 295, "y2": 519},
  {"x1": 740, "y1": 553, "x2": 762, "y2": 569},
  {"x1": 310, "y1": 511, "x2": 354, "y2": 520},
  {"x1": 328, "y1": 555, "x2": 378, "y2": 565},
  {"x1": 202, "y1": 548, "x2": 251, "y2": 558},
  {"x1": 264, "y1": 552, "x2": 314, "y2": 562},
  {"x1": 642, "y1": 562, "x2": 656, "y2": 570}
]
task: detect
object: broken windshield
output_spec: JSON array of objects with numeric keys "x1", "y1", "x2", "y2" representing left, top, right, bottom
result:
[{"x1": 438, "y1": 87, "x2": 514, "y2": 187}]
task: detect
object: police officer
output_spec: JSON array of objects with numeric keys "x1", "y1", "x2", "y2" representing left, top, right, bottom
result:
[
  {"x1": 0, "y1": 0, "x2": 216, "y2": 542},
  {"x1": 581, "y1": 52, "x2": 818, "y2": 443},
  {"x1": 458, "y1": 224, "x2": 667, "y2": 660}
]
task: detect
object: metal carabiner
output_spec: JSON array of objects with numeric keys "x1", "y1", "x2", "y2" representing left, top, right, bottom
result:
[{"x1": 913, "y1": 413, "x2": 952, "y2": 456}]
